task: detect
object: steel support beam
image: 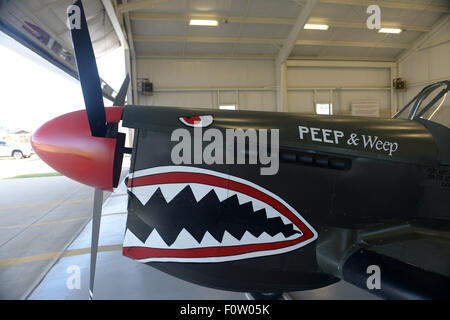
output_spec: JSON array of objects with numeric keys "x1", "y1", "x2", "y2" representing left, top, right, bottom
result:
[
  {"x1": 129, "y1": 12, "x2": 431, "y2": 33},
  {"x1": 122, "y1": 0, "x2": 138, "y2": 105},
  {"x1": 397, "y1": 15, "x2": 450, "y2": 63},
  {"x1": 390, "y1": 63, "x2": 398, "y2": 117},
  {"x1": 134, "y1": 35, "x2": 411, "y2": 49},
  {"x1": 101, "y1": 0, "x2": 128, "y2": 49},
  {"x1": 118, "y1": 0, "x2": 449, "y2": 14},
  {"x1": 275, "y1": 0, "x2": 318, "y2": 112},
  {"x1": 287, "y1": 59, "x2": 395, "y2": 68},
  {"x1": 276, "y1": 61, "x2": 288, "y2": 112},
  {"x1": 136, "y1": 53, "x2": 396, "y2": 62},
  {"x1": 277, "y1": 0, "x2": 318, "y2": 64},
  {"x1": 320, "y1": 0, "x2": 450, "y2": 13},
  {"x1": 117, "y1": 0, "x2": 168, "y2": 13}
]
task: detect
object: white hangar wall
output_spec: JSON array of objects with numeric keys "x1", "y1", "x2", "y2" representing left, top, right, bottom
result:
[
  {"x1": 397, "y1": 19, "x2": 450, "y2": 124},
  {"x1": 286, "y1": 63, "x2": 392, "y2": 117},
  {"x1": 136, "y1": 58, "x2": 393, "y2": 117},
  {"x1": 398, "y1": 19, "x2": 450, "y2": 104},
  {"x1": 136, "y1": 58, "x2": 277, "y2": 112}
]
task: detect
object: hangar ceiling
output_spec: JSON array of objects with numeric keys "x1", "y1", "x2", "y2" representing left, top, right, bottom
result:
[
  {"x1": 0, "y1": 0, "x2": 449, "y2": 74},
  {"x1": 116, "y1": 0, "x2": 450, "y2": 61}
]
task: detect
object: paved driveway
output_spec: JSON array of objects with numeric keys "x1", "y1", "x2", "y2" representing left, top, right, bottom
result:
[{"x1": 0, "y1": 155, "x2": 56, "y2": 179}]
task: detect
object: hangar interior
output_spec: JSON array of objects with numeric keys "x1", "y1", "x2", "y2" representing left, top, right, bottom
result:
[
  {"x1": 0, "y1": 0, "x2": 449, "y2": 300},
  {"x1": 2, "y1": 0, "x2": 450, "y2": 117}
]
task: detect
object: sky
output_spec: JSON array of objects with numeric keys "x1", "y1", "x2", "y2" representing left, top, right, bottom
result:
[{"x1": 0, "y1": 31, "x2": 125, "y2": 133}]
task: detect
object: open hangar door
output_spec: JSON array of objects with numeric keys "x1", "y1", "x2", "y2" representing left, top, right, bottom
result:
[
  {"x1": 0, "y1": 0, "x2": 125, "y2": 100},
  {"x1": 0, "y1": 0, "x2": 449, "y2": 303},
  {"x1": 0, "y1": 0, "x2": 131, "y2": 300}
]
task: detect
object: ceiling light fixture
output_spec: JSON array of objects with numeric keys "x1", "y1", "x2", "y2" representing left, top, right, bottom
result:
[
  {"x1": 189, "y1": 19, "x2": 219, "y2": 26},
  {"x1": 378, "y1": 28, "x2": 402, "y2": 34},
  {"x1": 304, "y1": 24, "x2": 329, "y2": 30}
]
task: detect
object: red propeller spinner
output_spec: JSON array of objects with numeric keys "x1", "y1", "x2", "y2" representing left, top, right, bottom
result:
[{"x1": 31, "y1": 107, "x2": 124, "y2": 191}]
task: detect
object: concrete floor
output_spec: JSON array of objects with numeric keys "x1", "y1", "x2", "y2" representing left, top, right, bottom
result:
[
  {"x1": 0, "y1": 175, "x2": 96, "y2": 299},
  {"x1": 29, "y1": 215, "x2": 248, "y2": 300},
  {"x1": 1, "y1": 167, "x2": 377, "y2": 300}
]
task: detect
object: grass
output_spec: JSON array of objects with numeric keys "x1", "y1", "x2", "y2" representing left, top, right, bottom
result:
[{"x1": 5, "y1": 172, "x2": 62, "y2": 179}]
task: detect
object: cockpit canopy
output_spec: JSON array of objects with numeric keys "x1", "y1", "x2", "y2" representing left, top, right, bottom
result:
[{"x1": 394, "y1": 81, "x2": 450, "y2": 128}]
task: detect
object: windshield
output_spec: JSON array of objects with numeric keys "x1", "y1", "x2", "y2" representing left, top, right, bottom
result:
[{"x1": 394, "y1": 81, "x2": 450, "y2": 128}]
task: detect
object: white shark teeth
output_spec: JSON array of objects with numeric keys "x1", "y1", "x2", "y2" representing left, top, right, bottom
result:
[
  {"x1": 264, "y1": 207, "x2": 280, "y2": 219},
  {"x1": 271, "y1": 232, "x2": 286, "y2": 242},
  {"x1": 123, "y1": 228, "x2": 303, "y2": 250},
  {"x1": 264, "y1": 207, "x2": 291, "y2": 225},
  {"x1": 130, "y1": 182, "x2": 297, "y2": 228},
  {"x1": 240, "y1": 231, "x2": 258, "y2": 244},
  {"x1": 256, "y1": 231, "x2": 272, "y2": 243},
  {"x1": 132, "y1": 185, "x2": 159, "y2": 205},
  {"x1": 123, "y1": 229, "x2": 145, "y2": 247},
  {"x1": 160, "y1": 184, "x2": 187, "y2": 203},
  {"x1": 144, "y1": 229, "x2": 169, "y2": 248},
  {"x1": 279, "y1": 215, "x2": 291, "y2": 225},
  {"x1": 237, "y1": 193, "x2": 253, "y2": 206},
  {"x1": 251, "y1": 199, "x2": 266, "y2": 212},
  {"x1": 200, "y1": 231, "x2": 221, "y2": 247},
  {"x1": 221, "y1": 231, "x2": 240, "y2": 246},
  {"x1": 227, "y1": 190, "x2": 237, "y2": 199},
  {"x1": 189, "y1": 183, "x2": 212, "y2": 202},
  {"x1": 212, "y1": 187, "x2": 228, "y2": 202},
  {"x1": 171, "y1": 228, "x2": 200, "y2": 249}
]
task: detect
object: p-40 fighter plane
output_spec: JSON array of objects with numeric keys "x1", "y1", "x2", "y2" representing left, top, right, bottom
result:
[{"x1": 31, "y1": 1, "x2": 449, "y2": 300}]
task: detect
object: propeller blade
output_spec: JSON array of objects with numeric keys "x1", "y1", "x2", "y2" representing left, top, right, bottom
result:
[
  {"x1": 67, "y1": 0, "x2": 107, "y2": 137},
  {"x1": 113, "y1": 74, "x2": 130, "y2": 106},
  {"x1": 89, "y1": 188, "x2": 103, "y2": 300}
]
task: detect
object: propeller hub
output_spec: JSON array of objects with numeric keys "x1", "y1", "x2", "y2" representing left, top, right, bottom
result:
[{"x1": 31, "y1": 107, "x2": 124, "y2": 191}]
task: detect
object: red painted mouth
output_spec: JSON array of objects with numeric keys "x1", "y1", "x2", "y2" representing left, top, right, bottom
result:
[{"x1": 123, "y1": 166, "x2": 317, "y2": 263}]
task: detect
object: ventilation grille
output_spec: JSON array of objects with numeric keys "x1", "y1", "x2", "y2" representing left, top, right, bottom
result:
[{"x1": 280, "y1": 150, "x2": 351, "y2": 171}]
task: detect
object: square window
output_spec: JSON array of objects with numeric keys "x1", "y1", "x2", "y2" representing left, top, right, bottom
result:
[
  {"x1": 219, "y1": 105, "x2": 236, "y2": 110},
  {"x1": 316, "y1": 103, "x2": 332, "y2": 115}
]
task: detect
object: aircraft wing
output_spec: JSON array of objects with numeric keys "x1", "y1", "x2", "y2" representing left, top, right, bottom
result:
[{"x1": 316, "y1": 220, "x2": 450, "y2": 299}]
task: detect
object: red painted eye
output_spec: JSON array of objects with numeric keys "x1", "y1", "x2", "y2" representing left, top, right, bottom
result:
[
  {"x1": 179, "y1": 115, "x2": 213, "y2": 128},
  {"x1": 183, "y1": 116, "x2": 201, "y2": 125}
]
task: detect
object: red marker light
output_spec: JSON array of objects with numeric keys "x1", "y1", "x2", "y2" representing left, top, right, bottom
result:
[{"x1": 31, "y1": 107, "x2": 124, "y2": 191}]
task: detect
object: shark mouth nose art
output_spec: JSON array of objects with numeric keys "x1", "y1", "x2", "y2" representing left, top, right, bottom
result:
[{"x1": 123, "y1": 166, "x2": 317, "y2": 263}]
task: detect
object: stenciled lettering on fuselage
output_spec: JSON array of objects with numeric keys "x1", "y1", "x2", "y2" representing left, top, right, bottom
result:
[{"x1": 298, "y1": 125, "x2": 399, "y2": 156}]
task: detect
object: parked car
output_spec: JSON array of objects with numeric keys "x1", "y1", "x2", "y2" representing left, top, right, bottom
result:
[{"x1": 0, "y1": 140, "x2": 34, "y2": 159}]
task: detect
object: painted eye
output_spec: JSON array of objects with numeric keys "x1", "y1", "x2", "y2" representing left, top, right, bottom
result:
[{"x1": 179, "y1": 115, "x2": 213, "y2": 128}]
